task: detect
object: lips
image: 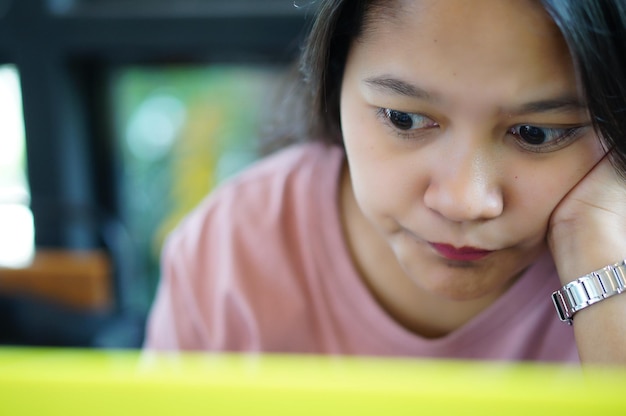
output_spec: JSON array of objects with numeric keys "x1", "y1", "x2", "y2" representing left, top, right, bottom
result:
[{"x1": 429, "y1": 243, "x2": 493, "y2": 261}]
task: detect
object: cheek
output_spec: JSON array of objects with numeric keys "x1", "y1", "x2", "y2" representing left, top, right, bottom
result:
[
  {"x1": 341, "y1": 102, "x2": 379, "y2": 193},
  {"x1": 508, "y1": 138, "x2": 605, "y2": 230},
  {"x1": 511, "y1": 175, "x2": 565, "y2": 231},
  {"x1": 341, "y1": 109, "x2": 416, "y2": 218},
  {"x1": 344, "y1": 137, "x2": 392, "y2": 211}
]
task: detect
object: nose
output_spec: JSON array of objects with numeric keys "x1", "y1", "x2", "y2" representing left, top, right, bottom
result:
[{"x1": 423, "y1": 143, "x2": 503, "y2": 222}]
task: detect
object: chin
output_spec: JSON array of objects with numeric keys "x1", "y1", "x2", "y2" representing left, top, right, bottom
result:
[{"x1": 408, "y1": 266, "x2": 510, "y2": 303}]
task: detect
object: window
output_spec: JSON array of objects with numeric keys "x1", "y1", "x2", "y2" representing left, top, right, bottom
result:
[{"x1": 0, "y1": 65, "x2": 33, "y2": 268}]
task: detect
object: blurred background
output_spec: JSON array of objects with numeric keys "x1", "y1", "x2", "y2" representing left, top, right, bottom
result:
[{"x1": 0, "y1": 0, "x2": 313, "y2": 348}]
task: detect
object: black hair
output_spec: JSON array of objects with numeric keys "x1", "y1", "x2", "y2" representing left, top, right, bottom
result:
[
  {"x1": 267, "y1": 0, "x2": 626, "y2": 180},
  {"x1": 542, "y1": 0, "x2": 626, "y2": 178},
  {"x1": 260, "y1": 0, "x2": 375, "y2": 152}
]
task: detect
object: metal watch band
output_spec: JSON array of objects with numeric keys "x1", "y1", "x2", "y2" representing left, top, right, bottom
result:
[{"x1": 552, "y1": 260, "x2": 626, "y2": 325}]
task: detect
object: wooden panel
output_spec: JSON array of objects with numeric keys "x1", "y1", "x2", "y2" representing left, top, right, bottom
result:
[{"x1": 0, "y1": 250, "x2": 112, "y2": 310}]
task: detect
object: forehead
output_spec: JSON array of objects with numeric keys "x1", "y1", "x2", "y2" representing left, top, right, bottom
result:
[
  {"x1": 361, "y1": 0, "x2": 558, "y2": 39},
  {"x1": 351, "y1": 0, "x2": 578, "y2": 105}
]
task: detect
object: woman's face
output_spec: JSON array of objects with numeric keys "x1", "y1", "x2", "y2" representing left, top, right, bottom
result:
[{"x1": 340, "y1": 0, "x2": 605, "y2": 301}]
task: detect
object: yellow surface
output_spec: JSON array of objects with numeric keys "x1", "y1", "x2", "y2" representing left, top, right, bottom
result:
[{"x1": 0, "y1": 348, "x2": 625, "y2": 415}]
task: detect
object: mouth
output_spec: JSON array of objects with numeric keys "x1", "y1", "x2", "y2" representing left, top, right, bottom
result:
[{"x1": 429, "y1": 243, "x2": 494, "y2": 262}]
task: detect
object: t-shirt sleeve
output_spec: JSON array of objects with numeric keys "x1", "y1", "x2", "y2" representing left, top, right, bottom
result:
[
  {"x1": 142, "y1": 143, "x2": 339, "y2": 353},
  {"x1": 142, "y1": 177, "x2": 277, "y2": 353}
]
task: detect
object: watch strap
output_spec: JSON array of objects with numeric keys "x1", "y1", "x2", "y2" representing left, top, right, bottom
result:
[{"x1": 552, "y1": 260, "x2": 626, "y2": 325}]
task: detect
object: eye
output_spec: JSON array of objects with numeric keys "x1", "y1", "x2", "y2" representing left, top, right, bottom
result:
[
  {"x1": 508, "y1": 124, "x2": 587, "y2": 152},
  {"x1": 379, "y1": 108, "x2": 438, "y2": 133}
]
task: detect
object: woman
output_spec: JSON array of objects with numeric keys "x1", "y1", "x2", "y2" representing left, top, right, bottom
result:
[{"x1": 145, "y1": 0, "x2": 626, "y2": 364}]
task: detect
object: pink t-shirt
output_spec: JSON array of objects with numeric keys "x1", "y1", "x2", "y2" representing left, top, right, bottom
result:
[{"x1": 144, "y1": 142, "x2": 579, "y2": 362}]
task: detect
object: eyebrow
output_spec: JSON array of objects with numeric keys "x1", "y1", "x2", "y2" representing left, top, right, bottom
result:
[
  {"x1": 364, "y1": 76, "x2": 434, "y2": 100},
  {"x1": 363, "y1": 75, "x2": 586, "y2": 115},
  {"x1": 508, "y1": 97, "x2": 587, "y2": 116}
]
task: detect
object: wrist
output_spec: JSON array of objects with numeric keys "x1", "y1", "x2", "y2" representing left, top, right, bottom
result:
[{"x1": 549, "y1": 215, "x2": 626, "y2": 285}]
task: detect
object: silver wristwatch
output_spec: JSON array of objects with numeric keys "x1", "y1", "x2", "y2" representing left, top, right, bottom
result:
[{"x1": 552, "y1": 260, "x2": 626, "y2": 325}]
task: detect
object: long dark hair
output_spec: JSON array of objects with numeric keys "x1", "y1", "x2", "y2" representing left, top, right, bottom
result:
[
  {"x1": 542, "y1": 0, "x2": 626, "y2": 178},
  {"x1": 268, "y1": 0, "x2": 626, "y2": 179},
  {"x1": 261, "y1": 0, "x2": 373, "y2": 152}
]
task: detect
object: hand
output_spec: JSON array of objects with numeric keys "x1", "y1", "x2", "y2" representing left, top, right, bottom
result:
[
  {"x1": 548, "y1": 154, "x2": 626, "y2": 364},
  {"x1": 548, "y1": 153, "x2": 626, "y2": 284}
]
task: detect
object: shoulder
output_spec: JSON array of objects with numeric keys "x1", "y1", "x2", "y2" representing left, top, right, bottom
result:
[
  {"x1": 177, "y1": 141, "x2": 342, "y2": 231},
  {"x1": 153, "y1": 141, "x2": 346, "y2": 351},
  {"x1": 163, "y1": 141, "x2": 345, "y2": 268},
  {"x1": 228, "y1": 141, "x2": 344, "y2": 195}
]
